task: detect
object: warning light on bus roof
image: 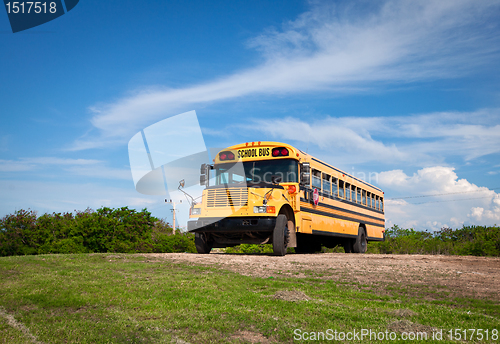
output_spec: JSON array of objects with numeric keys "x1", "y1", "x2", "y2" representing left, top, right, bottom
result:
[
  {"x1": 219, "y1": 151, "x2": 235, "y2": 161},
  {"x1": 272, "y1": 147, "x2": 289, "y2": 157}
]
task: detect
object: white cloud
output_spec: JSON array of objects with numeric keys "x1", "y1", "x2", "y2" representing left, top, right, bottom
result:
[
  {"x1": 0, "y1": 157, "x2": 101, "y2": 172},
  {"x1": 22, "y1": 157, "x2": 101, "y2": 165},
  {"x1": 242, "y1": 109, "x2": 500, "y2": 165},
  {"x1": 0, "y1": 180, "x2": 160, "y2": 218},
  {"x1": 469, "y1": 195, "x2": 500, "y2": 222},
  {"x1": 379, "y1": 166, "x2": 492, "y2": 193},
  {"x1": 243, "y1": 116, "x2": 407, "y2": 163},
  {"x1": 378, "y1": 166, "x2": 499, "y2": 230},
  {"x1": 0, "y1": 157, "x2": 131, "y2": 180},
  {"x1": 74, "y1": 0, "x2": 500, "y2": 150},
  {"x1": 0, "y1": 160, "x2": 34, "y2": 172},
  {"x1": 63, "y1": 165, "x2": 132, "y2": 181}
]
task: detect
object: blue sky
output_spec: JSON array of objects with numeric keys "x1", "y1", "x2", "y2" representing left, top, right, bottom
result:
[{"x1": 1, "y1": 0, "x2": 500, "y2": 230}]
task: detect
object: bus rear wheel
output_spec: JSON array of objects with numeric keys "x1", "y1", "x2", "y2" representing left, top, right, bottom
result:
[
  {"x1": 273, "y1": 214, "x2": 289, "y2": 256},
  {"x1": 195, "y1": 232, "x2": 212, "y2": 254},
  {"x1": 353, "y1": 227, "x2": 367, "y2": 253}
]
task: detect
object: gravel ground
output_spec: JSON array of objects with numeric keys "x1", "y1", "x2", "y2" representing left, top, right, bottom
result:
[{"x1": 140, "y1": 253, "x2": 500, "y2": 301}]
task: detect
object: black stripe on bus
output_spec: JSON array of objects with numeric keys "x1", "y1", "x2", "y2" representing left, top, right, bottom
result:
[
  {"x1": 300, "y1": 186, "x2": 385, "y2": 215},
  {"x1": 311, "y1": 157, "x2": 383, "y2": 192},
  {"x1": 311, "y1": 230, "x2": 357, "y2": 239},
  {"x1": 311, "y1": 230, "x2": 385, "y2": 241},
  {"x1": 300, "y1": 207, "x2": 385, "y2": 228},
  {"x1": 300, "y1": 197, "x2": 384, "y2": 222}
]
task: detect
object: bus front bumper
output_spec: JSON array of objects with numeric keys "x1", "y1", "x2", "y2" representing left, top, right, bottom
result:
[{"x1": 188, "y1": 217, "x2": 276, "y2": 233}]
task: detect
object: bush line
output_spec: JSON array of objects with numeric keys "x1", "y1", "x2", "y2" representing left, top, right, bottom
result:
[
  {"x1": 224, "y1": 224, "x2": 500, "y2": 256},
  {"x1": 0, "y1": 207, "x2": 196, "y2": 256},
  {"x1": 368, "y1": 224, "x2": 500, "y2": 256},
  {"x1": 1, "y1": 208, "x2": 498, "y2": 257}
]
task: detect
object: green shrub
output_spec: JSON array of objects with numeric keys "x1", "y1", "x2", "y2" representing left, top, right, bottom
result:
[
  {"x1": 223, "y1": 244, "x2": 297, "y2": 254},
  {"x1": 450, "y1": 225, "x2": 500, "y2": 256},
  {"x1": 39, "y1": 237, "x2": 89, "y2": 254},
  {"x1": 0, "y1": 207, "x2": 195, "y2": 256},
  {"x1": 224, "y1": 244, "x2": 274, "y2": 254},
  {"x1": 369, "y1": 224, "x2": 500, "y2": 256},
  {"x1": 153, "y1": 232, "x2": 196, "y2": 253},
  {"x1": 0, "y1": 209, "x2": 38, "y2": 256}
]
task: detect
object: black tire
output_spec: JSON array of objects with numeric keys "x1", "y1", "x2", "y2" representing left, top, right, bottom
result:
[
  {"x1": 343, "y1": 239, "x2": 354, "y2": 253},
  {"x1": 273, "y1": 214, "x2": 289, "y2": 256},
  {"x1": 353, "y1": 227, "x2": 367, "y2": 253},
  {"x1": 195, "y1": 232, "x2": 212, "y2": 254}
]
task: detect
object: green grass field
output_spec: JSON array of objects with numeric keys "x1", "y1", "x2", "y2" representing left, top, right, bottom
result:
[{"x1": 0, "y1": 254, "x2": 498, "y2": 343}]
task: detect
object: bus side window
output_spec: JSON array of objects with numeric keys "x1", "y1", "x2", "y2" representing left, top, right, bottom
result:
[
  {"x1": 332, "y1": 177, "x2": 339, "y2": 197},
  {"x1": 322, "y1": 173, "x2": 331, "y2": 195},
  {"x1": 362, "y1": 190, "x2": 366, "y2": 205},
  {"x1": 345, "y1": 183, "x2": 351, "y2": 201},
  {"x1": 352, "y1": 185, "x2": 357, "y2": 203},
  {"x1": 375, "y1": 196, "x2": 379, "y2": 210},
  {"x1": 338, "y1": 180, "x2": 344, "y2": 198},
  {"x1": 312, "y1": 169, "x2": 321, "y2": 189},
  {"x1": 380, "y1": 197, "x2": 384, "y2": 211}
]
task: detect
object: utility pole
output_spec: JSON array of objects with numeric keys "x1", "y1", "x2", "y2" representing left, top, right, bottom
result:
[{"x1": 165, "y1": 199, "x2": 182, "y2": 233}]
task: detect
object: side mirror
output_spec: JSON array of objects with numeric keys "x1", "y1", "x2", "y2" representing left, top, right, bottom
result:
[
  {"x1": 300, "y1": 162, "x2": 310, "y2": 185},
  {"x1": 200, "y1": 163, "x2": 210, "y2": 186}
]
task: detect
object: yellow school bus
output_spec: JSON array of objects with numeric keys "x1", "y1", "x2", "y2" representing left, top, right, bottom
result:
[{"x1": 187, "y1": 141, "x2": 385, "y2": 255}]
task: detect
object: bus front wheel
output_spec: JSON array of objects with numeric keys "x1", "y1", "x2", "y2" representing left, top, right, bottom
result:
[
  {"x1": 195, "y1": 232, "x2": 212, "y2": 254},
  {"x1": 273, "y1": 214, "x2": 289, "y2": 256},
  {"x1": 353, "y1": 227, "x2": 367, "y2": 253}
]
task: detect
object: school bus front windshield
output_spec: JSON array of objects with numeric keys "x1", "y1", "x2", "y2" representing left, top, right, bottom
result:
[{"x1": 215, "y1": 159, "x2": 298, "y2": 185}]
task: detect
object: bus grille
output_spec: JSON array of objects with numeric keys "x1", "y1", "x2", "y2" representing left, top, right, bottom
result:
[{"x1": 206, "y1": 188, "x2": 248, "y2": 207}]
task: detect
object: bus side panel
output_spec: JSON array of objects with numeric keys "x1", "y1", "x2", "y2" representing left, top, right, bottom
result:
[
  {"x1": 366, "y1": 224, "x2": 384, "y2": 239},
  {"x1": 300, "y1": 202, "x2": 359, "y2": 236},
  {"x1": 313, "y1": 212, "x2": 359, "y2": 235}
]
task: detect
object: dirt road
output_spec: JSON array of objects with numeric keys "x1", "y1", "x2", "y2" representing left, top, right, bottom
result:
[{"x1": 142, "y1": 253, "x2": 500, "y2": 301}]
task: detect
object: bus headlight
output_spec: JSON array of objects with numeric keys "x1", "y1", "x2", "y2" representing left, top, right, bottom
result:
[
  {"x1": 253, "y1": 206, "x2": 275, "y2": 213},
  {"x1": 191, "y1": 208, "x2": 201, "y2": 215}
]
